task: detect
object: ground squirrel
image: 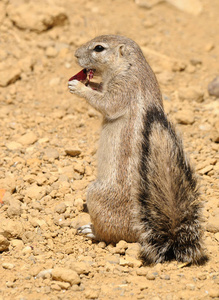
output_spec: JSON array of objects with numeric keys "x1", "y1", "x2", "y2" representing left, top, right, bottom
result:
[{"x1": 68, "y1": 35, "x2": 207, "y2": 265}]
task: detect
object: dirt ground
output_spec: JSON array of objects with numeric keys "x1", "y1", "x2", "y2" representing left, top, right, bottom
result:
[{"x1": 0, "y1": 0, "x2": 218, "y2": 299}]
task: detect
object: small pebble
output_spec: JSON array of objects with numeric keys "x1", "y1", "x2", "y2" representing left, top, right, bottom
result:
[
  {"x1": 65, "y1": 149, "x2": 81, "y2": 157},
  {"x1": 186, "y1": 283, "x2": 196, "y2": 291},
  {"x1": 52, "y1": 267, "x2": 81, "y2": 285},
  {"x1": 54, "y1": 203, "x2": 67, "y2": 214},
  {"x1": 160, "y1": 274, "x2": 170, "y2": 280},
  {"x1": 146, "y1": 273, "x2": 156, "y2": 280},
  {"x1": 22, "y1": 246, "x2": 32, "y2": 255},
  {"x1": 136, "y1": 267, "x2": 148, "y2": 276},
  {"x1": 2, "y1": 263, "x2": 14, "y2": 270}
]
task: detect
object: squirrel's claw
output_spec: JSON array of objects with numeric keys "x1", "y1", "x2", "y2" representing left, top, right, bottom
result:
[{"x1": 77, "y1": 224, "x2": 96, "y2": 240}]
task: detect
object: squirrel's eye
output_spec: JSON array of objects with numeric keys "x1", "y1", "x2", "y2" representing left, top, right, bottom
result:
[{"x1": 93, "y1": 45, "x2": 105, "y2": 52}]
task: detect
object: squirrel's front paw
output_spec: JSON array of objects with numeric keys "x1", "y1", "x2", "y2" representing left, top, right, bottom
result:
[{"x1": 68, "y1": 79, "x2": 85, "y2": 95}]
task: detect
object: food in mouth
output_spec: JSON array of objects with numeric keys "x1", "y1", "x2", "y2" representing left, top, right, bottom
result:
[
  {"x1": 69, "y1": 69, "x2": 95, "y2": 83},
  {"x1": 68, "y1": 68, "x2": 102, "y2": 91}
]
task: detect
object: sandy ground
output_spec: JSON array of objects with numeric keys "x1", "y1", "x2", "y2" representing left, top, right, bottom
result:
[{"x1": 0, "y1": 0, "x2": 218, "y2": 299}]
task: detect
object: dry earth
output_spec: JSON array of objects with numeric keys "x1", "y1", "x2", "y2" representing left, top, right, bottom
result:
[{"x1": 0, "y1": 0, "x2": 219, "y2": 299}]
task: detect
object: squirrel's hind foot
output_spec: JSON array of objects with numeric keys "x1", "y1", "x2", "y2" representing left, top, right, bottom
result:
[{"x1": 77, "y1": 223, "x2": 96, "y2": 240}]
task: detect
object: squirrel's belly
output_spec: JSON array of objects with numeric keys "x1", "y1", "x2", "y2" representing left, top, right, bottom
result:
[{"x1": 97, "y1": 119, "x2": 128, "y2": 181}]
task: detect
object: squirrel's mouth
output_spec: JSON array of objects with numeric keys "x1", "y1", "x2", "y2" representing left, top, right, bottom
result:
[
  {"x1": 68, "y1": 68, "x2": 95, "y2": 82},
  {"x1": 68, "y1": 68, "x2": 102, "y2": 91}
]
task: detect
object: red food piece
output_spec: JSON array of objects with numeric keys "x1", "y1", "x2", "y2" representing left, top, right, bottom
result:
[{"x1": 69, "y1": 69, "x2": 87, "y2": 82}]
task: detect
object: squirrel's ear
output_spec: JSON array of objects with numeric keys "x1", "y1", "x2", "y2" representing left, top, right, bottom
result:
[{"x1": 117, "y1": 44, "x2": 126, "y2": 57}]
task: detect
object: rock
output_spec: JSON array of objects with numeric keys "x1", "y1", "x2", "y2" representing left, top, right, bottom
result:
[
  {"x1": 0, "y1": 218, "x2": 23, "y2": 239},
  {"x1": 46, "y1": 47, "x2": 58, "y2": 58},
  {"x1": 52, "y1": 267, "x2": 80, "y2": 285},
  {"x1": 210, "y1": 130, "x2": 219, "y2": 143},
  {"x1": 2, "y1": 263, "x2": 14, "y2": 270},
  {"x1": 54, "y1": 203, "x2": 67, "y2": 214},
  {"x1": 98, "y1": 241, "x2": 106, "y2": 249},
  {"x1": 74, "y1": 163, "x2": 85, "y2": 175},
  {"x1": 178, "y1": 86, "x2": 204, "y2": 103},
  {"x1": 113, "y1": 241, "x2": 127, "y2": 255},
  {"x1": 116, "y1": 240, "x2": 128, "y2": 250},
  {"x1": 0, "y1": 67, "x2": 21, "y2": 87},
  {"x1": 51, "y1": 283, "x2": 61, "y2": 291},
  {"x1": 65, "y1": 148, "x2": 82, "y2": 157},
  {"x1": 135, "y1": 0, "x2": 163, "y2": 9},
  {"x1": 215, "y1": 232, "x2": 219, "y2": 242},
  {"x1": 6, "y1": 281, "x2": 15, "y2": 288},
  {"x1": 67, "y1": 261, "x2": 90, "y2": 275},
  {"x1": 198, "y1": 165, "x2": 214, "y2": 175},
  {"x1": 171, "y1": 60, "x2": 187, "y2": 72},
  {"x1": 146, "y1": 272, "x2": 156, "y2": 280},
  {"x1": 126, "y1": 243, "x2": 141, "y2": 259},
  {"x1": 0, "y1": 235, "x2": 10, "y2": 252},
  {"x1": 208, "y1": 76, "x2": 219, "y2": 98},
  {"x1": 18, "y1": 56, "x2": 35, "y2": 73},
  {"x1": 72, "y1": 180, "x2": 88, "y2": 191},
  {"x1": 44, "y1": 148, "x2": 59, "y2": 159},
  {"x1": 157, "y1": 71, "x2": 174, "y2": 85},
  {"x1": 136, "y1": 267, "x2": 148, "y2": 276},
  {"x1": 36, "y1": 175, "x2": 47, "y2": 186},
  {"x1": 175, "y1": 110, "x2": 195, "y2": 125},
  {"x1": 160, "y1": 274, "x2": 170, "y2": 280},
  {"x1": 25, "y1": 185, "x2": 46, "y2": 200},
  {"x1": 197, "y1": 273, "x2": 207, "y2": 280},
  {"x1": 85, "y1": 288, "x2": 100, "y2": 299},
  {"x1": 37, "y1": 269, "x2": 53, "y2": 279},
  {"x1": 206, "y1": 216, "x2": 219, "y2": 233},
  {"x1": 7, "y1": 3, "x2": 68, "y2": 33},
  {"x1": 186, "y1": 283, "x2": 196, "y2": 290},
  {"x1": 205, "y1": 43, "x2": 215, "y2": 52},
  {"x1": 125, "y1": 255, "x2": 142, "y2": 268},
  {"x1": 142, "y1": 47, "x2": 186, "y2": 73},
  {"x1": 5, "y1": 141, "x2": 22, "y2": 150},
  {"x1": 209, "y1": 289, "x2": 219, "y2": 298},
  {"x1": 50, "y1": 110, "x2": 66, "y2": 119},
  {"x1": 22, "y1": 231, "x2": 36, "y2": 244},
  {"x1": 119, "y1": 258, "x2": 133, "y2": 267},
  {"x1": 17, "y1": 132, "x2": 38, "y2": 145},
  {"x1": 165, "y1": 0, "x2": 203, "y2": 15},
  {"x1": 55, "y1": 281, "x2": 71, "y2": 290},
  {"x1": 9, "y1": 239, "x2": 24, "y2": 250},
  {"x1": 190, "y1": 58, "x2": 202, "y2": 66},
  {"x1": 70, "y1": 213, "x2": 91, "y2": 229},
  {"x1": 0, "y1": 178, "x2": 16, "y2": 194},
  {"x1": 22, "y1": 246, "x2": 32, "y2": 255},
  {"x1": 7, "y1": 199, "x2": 21, "y2": 217},
  {"x1": 38, "y1": 137, "x2": 49, "y2": 144},
  {"x1": 74, "y1": 198, "x2": 84, "y2": 208}
]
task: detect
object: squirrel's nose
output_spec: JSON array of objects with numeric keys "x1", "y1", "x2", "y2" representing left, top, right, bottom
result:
[{"x1": 75, "y1": 49, "x2": 81, "y2": 59}]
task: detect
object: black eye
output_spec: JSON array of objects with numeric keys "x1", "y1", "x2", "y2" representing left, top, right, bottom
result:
[{"x1": 93, "y1": 45, "x2": 105, "y2": 52}]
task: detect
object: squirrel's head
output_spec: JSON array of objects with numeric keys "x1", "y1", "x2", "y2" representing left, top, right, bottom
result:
[{"x1": 74, "y1": 35, "x2": 145, "y2": 76}]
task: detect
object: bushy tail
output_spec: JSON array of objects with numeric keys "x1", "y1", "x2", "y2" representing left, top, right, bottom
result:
[{"x1": 137, "y1": 106, "x2": 207, "y2": 265}]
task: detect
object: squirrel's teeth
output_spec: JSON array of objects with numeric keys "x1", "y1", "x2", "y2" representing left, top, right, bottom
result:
[{"x1": 87, "y1": 69, "x2": 95, "y2": 81}]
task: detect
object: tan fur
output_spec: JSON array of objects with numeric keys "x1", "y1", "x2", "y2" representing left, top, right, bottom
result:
[{"x1": 68, "y1": 35, "x2": 207, "y2": 264}]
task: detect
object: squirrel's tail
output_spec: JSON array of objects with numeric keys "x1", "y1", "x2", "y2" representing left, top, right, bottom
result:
[{"x1": 137, "y1": 106, "x2": 208, "y2": 265}]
